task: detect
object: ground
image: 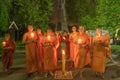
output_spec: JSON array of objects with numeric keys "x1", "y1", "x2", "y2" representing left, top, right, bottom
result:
[{"x1": 0, "y1": 50, "x2": 120, "y2": 80}]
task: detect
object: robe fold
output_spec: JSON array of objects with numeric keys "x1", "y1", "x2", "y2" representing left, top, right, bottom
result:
[
  {"x1": 91, "y1": 35, "x2": 108, "y2": 73},
  {"x1": 43, "y1": 35, "x2": 57, "y2": 71},
  {"x1": 22, "y1": 32, "x2": 41, "y2": 73},
  {"x1": 69, "y1": 32, "x2": 78, "y2": 61},
  {"x1": 2, "y1": 39, "x2": 16, "y2": 71},
  {"x1": 74, "y1": 34, "x2": 88, "y2": 68}
]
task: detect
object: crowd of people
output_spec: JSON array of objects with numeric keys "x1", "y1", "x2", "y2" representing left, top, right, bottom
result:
[{"x1": 1, "y1": 24, "x2": 113, "y2": 79}]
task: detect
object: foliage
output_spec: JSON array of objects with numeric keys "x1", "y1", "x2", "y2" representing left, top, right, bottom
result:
[
  {"x1": 0, "y1": 0, "x2": 53, "y2": 32},
  {"x1": 66, "y1": 0, "x2": 120, "y2": 36},
  {"x1": 111, "y1": 45, "x2": 120, "y2": 55},
  {"x1": 0, "y1": 0, "x2": 11, "y2": 31},
  {"x1": 66, "y1": 0, "x2": 97, "y2": 25},
  {"x1": 17, "y1": 0, "x2": 53, "y2": 31},
  {"x1": 95, "y1": 0, "x2": 120, "y2": 35},
  {"x1": 80, "y1": 15, "x2": 95, "y2": 30}
]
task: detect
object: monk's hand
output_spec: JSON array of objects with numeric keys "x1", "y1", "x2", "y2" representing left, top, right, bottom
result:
[{"x1": 29, "y1": 39, "x2": 34, "y2": 43}]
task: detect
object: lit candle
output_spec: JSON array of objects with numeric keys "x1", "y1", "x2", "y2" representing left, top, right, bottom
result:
[
  {"x1": 63, "y1": 36, "x2": 66, "y2": 40},
  {"x1": 2, "y1": 41, "x2": 6, "y2": 47},
  {"x1": 31, "y1": 32, "x2": 34, "y2": 38},
  {"x1": 47, "y1": 35, "x2": 51, "y2": 41},
  {"x1": 78, "y1": 38, "x2": 82, "y2": 44},
  {"x1": 62, "y1": 50, "x2": 66, "y2": 74}
]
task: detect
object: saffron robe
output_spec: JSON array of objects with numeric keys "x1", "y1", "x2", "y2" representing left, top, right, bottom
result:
[
  {"x1": 22, "y1": 31, "x2": 41, "y2": 73},
  {"x1": 91, "y1": 35, "x2": 109, "y2": 73},
  {"x1": 74, "y1": 34, "x2": 89, "y2": 68},
  {"x1": 2, "y1": 39, "x2": 16, "y2": 71},
  {"x1": 69, "y1": 32, "x2": 78, "y2": 61},
  {"x1": 43, "y1": 35, "x2": 57, "y2": 71}
]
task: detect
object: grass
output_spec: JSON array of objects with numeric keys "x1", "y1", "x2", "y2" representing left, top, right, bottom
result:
[{"x1": 111, "y1": 45, "x2": 120, "y2": 55}]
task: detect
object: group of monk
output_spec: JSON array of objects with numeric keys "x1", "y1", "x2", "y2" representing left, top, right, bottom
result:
[
  {"x1": 69, "y1": 25, "x2": 113, "y2": 78},
  {"x1": 1, "y1": 24, "x2": 113, "y2": 79},
  {"x1": 22, "y1": 24, "x2": 113, "y2": 79}
]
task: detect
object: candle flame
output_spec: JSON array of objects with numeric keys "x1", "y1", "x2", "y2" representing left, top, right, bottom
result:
[
  {"x1": 31, "y1": 32, "x2": 34, "y2": 38},
  {"x1": 2, "y1": 41, "x2": 6, "y2": 46},
  {"x1": 78, "y1": 38, "x2": 82, "y2": 44},
  {"x1": 62, "y1": 50, "x2": 65, "y2": 55},
  {"x1": 63, "y1": 36, "x2": 66, "y2": 40},
  {"x1": 47, "y1": 35, "x2": 51, "y2": 40}
]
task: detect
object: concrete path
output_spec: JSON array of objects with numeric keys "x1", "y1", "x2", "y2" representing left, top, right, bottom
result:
[{"x1": 0, "y1": 50, "x2": 120, "y2": 80}]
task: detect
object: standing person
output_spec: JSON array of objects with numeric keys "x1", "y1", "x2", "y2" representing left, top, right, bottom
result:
[
  {"x1": 2, "y1": 33, "x2": 16, "y2": 72},
  {"x1": 74, "y1": 26, "x2": 89, "y2": 78},
  {"x1": 61, "y1": 30, "x2": 70, "y2": 59},
  {"x1": 36, "y1": 29, "x2": 44, "y2": 70},
  {"x1": 69, "y1": 25, "x2": 78, "y2": 61},
  {"x1": 43, "y1": 29, "x2": 57, "y2": 77},
  {"x1": 104, "y1": 31, "x2": 113, "y2": 62},
  {"x1": 91, "y1": 27, "x2": 110, "y2": 78},
  {"x1": 85, "y1": 30, "x2": 92, "y2": 66},
  {"x1": 55, "y1": 30, "x2": 62, "y2": 60},
  {"x1": 22, "y1": 25, "x2": 41, "y2": 77}
]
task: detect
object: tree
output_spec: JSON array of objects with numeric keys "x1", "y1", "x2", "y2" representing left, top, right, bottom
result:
[
  {"x1": 12, "y1": 0, "x2": 53, "y2": 31},
  {"x1": 0, "y1": 0, "x2": 11, "y2": 31},
  {"x1": 66, "y1": 0, "x2": 97, "y2": 25},
  {"x1": 95, "y1": 0, "x2": 120, "y2": 35}
]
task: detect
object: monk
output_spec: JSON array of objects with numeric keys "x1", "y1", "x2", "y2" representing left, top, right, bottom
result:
[
  {"x1": 36, "y1": 29, "x2": 44, "y2": 65},
  {"x1": 43, "y1": 29, "x2": 57, "y2": 77},
  {"x1": 61, "y1": 30, "x2": 70, "y2": 59},
  {"x1": 85, "y1": 30, "x2": 92, "y2": 65},
  {"x1": 69, "y1": 25, "x2": 78, "y2": 61},
  {"x1": 55, "y1": 30, "x2": 62, "y2": 60},
  {"x1": 74, "y1": 26, "x2": 89, "y2": 78},
  {"x1": 22, "y1": 25, "x2": 41, "y2": 77},
  {"x1": 104, "y1": 31, "x2": 113, "y2": 62},
  {"x1": 2, "y1": 33, "x2": 16, "y2": 72},
  {"x1": 91, "y1": 28, "x2": 110, "y2": 78}
]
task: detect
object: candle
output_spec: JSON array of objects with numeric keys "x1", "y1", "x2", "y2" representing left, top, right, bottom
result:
[
  {"x1": 78, "y1": 38, "x2": 82, "y2": 44},
  {"x1": 2, "y1": 41, "x2": 6, "y2": 47},
  {"x1": 63, "y1": 36, "x2": 66, "y2": 40},
  {"x1": 62, "y1": 50, "x2": 66, "y2": 74},
  {"x1": 31, "y1": 32, "x2": 34, "y2": 38},
  {"x1": 47, "y1": 35, "x2": 51, "y2": 41}
]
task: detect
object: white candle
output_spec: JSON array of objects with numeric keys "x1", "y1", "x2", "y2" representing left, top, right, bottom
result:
[
  {"x1": 2, "y1": 41, "x2": 6, "y2": 47},
  {"x1": 31, "y1": 32, "x2": 34, "y2": 38},
  {"x1": 62, "y1": 50, "x2": 66, "y2": 74}
]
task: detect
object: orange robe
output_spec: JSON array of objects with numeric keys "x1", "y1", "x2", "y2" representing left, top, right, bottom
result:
[
  {"x1": 69, "y1": 32, "x2": 78, "y2": 61},
  {"x1": 105, "y1": 35, "x2": 112, "y2": 59},
  {"x1": 74, "y1": 34, "x2": 89, "y2": 68},
  {"x1": 22, "y1": 32, "x2": 41, "y2": 73},
  {"x1": 37, "y1": 34, "x2": 44, "y2": 64},
  {"x1": 2, "y1": 39, "x2": 16, "y2": 71},
  {"x1": 85, "y1": 34, "x2": 92, "y2": 65},
  {"x1": 91, "y1": 35, "x2": 108, "y2": 73},
  {"x1": 43, "y1": 35, "x2": 57, "y2": 71}
]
